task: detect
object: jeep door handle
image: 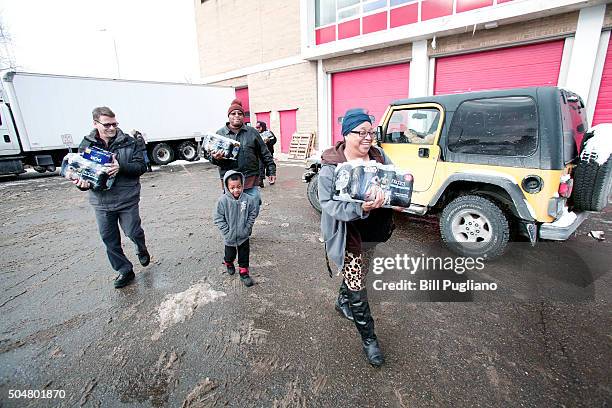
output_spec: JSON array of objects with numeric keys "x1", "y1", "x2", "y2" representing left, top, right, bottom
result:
[{"x1": 418, "y1": 147, "x2": 429, "y2": 158}]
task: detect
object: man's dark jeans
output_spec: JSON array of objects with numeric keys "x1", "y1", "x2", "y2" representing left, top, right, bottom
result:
[{"x1": 94, "y1": 203, "x2": 147, "y2": 274}]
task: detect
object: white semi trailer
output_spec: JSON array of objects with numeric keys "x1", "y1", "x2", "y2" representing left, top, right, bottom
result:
[{"x1": 0, "y1": 71, "x2": 235, "y2": 175}]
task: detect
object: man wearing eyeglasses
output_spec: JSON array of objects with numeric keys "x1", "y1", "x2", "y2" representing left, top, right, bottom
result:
[
  {"x1": 210, "y1": 99, "x2": 276, "y2": 205},
  {"x1": 75, "y1": 106, "x2": 150, "y2": 289}
]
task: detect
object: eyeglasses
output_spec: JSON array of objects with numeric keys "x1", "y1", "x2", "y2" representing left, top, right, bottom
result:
[
  {"x1": 95, "y1": 120, "x2": 119, "y2": 129},
  {"x1": 349, "y1": 130, "x2": 376, "y2": 139},
  {"x1": 229, "y1": 111, "x2": 244, "y2": 116}
]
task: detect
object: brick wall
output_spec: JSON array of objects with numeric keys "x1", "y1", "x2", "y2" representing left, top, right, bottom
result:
[
  {"x1": 323, "y1": 44, "x2": 412, "y2": 73},
  {"x1": 429, "y1": 11, "x2": 579, "y2": 56},
  {"x1": 211, "y1": 62, "x2": 318, "y2": 151},
  {"x1": 249, "y1": 62, "x2": 318, "y2": 147},
  {"x1": 604, "y1": 3, "x2": 612, "y2": 29},
  {"x1": 195, "y1": 0, "x2": 301, "y2": 77}
]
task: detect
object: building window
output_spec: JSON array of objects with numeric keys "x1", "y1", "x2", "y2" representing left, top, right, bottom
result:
[
  {"x1": 384, "y1": 108, "x2": 441, "y2": 145},
  {"x1": 448, "y1": 97, "x2": 538, "y2": 156},
  {"x1": 363, "y1": 0, "x2": 387, "y2": 13},
  {"x1": 316, "y1": 0, "x2": 378, "y2": 26},
  {"x1": 390, "y1": 0, "x2": 415, "y2": 6},
  {"x1": 316, "y1": 0, "x2": 392, "y2": 27},
  {"x1": 316, "y1": 0, "x2": 337, "y2": 26}
]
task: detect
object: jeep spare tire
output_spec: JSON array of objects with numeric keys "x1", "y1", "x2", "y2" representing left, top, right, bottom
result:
[
  {"x1": 572, "y1": 124, "x2": 612, "y2": 211},
  {"x1": 440, "y1": 195, "x2": 510, "y2": 259},
  {"x1": 572, "y1": 157, "x2": 612, "y2": 211}
]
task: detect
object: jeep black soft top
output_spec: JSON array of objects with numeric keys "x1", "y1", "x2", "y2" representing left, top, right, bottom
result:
[{"x1": 386, "y1": 86, "x2": 587, "y2": 171}]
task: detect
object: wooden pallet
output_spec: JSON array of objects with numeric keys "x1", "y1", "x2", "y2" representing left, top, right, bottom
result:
[{"x1": 288, "y1": 132, "x2": 316, "y2": 160}]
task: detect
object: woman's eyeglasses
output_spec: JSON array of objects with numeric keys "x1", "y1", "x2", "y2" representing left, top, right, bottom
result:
[
  {"x1": 95, "y1": 120, "x2": 119, "y2": 129},
  {"x1": 349, "y1": 130, "x2": 376, "y2": 139}
]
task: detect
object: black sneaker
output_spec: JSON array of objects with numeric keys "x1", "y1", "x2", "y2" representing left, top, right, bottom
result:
[
  {"x1": 114, "y1": 271, "x2": 135, "y2": 288},
  {"x1": 239, "y1": 273, "x2": 254, "y2": 287},
  {"x1": 138, "y1": 250, "x2": 150, "y2": 267},
  {"x1": 224, "y1": 262, "x2": 236, "y2": 275}
]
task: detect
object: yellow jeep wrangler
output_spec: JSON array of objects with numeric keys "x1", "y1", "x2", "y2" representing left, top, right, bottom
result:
[
  {"x1": 305, "y1": 87, "x2": 611, "y2": 258},
  {"x1": 376, "y1": 87, "x2": 610, "y2": 258}
]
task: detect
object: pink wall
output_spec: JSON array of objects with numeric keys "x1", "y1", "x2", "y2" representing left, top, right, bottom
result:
[
  {"x1": 363, "y1": 11, "x2": 387, "y2": 34},
  {"x1": 331, "y1": 63, "x2": 410, "y2": 145},
  {"x1": 279, "y1": 109, "x2": 297, "y2": 153},
  {"x1": 316, "y1": 26, "x2": 336, "y2": 45},
  {"x1": 390, "y1": 3, "x2": 418, "y2": 28},
  {"x1": 421, "y1": 0, "x2": 453, "y2": 21},
  {"x1": 338, "y1": 18, "x2": 360, "y2": 40},
  {"x1": 456, "y1": 0, "x2": 493, "y2": 13}
]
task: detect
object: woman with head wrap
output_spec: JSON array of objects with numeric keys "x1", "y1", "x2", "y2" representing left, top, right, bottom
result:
[{"x1": 318, "y1": 108, "x2": 395, "y2": 367}]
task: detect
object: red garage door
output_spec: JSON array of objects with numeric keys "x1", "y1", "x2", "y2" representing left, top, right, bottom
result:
[
  {"x1": 255, "y1": 111, "x2": 271, "y2": 129},
  {"x1": 434, "y1": 41, "x2": 565, "y2": 95},
  {"x1": 332, "y1": 63, "x2": 410, "y2": 145},
  {"x1": 279, "y1": 109, "x2": 297, "y2": 153},
  {"x1": 235, "y1": 87, "x2": 250, "y2": 124},
  {"x1": 593, "y1": 38, "x2": 612, "y2": 126}
]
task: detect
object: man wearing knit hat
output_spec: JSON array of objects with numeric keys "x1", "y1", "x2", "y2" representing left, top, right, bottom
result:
[{"x1": 210, "y1": 99, "x2": 276, "y2": 204}]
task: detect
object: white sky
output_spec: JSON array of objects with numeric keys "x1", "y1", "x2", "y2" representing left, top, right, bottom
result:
[{"x1": 0, "y1": 0, "x2": 201, "y2": 83}]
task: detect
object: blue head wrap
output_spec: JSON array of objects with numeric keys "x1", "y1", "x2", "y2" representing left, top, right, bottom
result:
[{"x1": 341, "y1": 108, "x2": 372, "y2": 136}]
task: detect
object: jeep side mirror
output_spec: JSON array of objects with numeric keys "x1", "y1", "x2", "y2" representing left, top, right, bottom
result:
[{"x1": 376, "y1": 126, "x2": 383, "y2": 144}]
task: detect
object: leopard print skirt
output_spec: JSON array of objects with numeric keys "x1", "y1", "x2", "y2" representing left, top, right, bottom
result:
[{"x1": 342, "y1": 251, "x2": 367, "y2": 291}]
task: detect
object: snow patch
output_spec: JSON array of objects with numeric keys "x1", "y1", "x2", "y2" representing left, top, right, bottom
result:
[
  {"x1": 152, "y1": 282, "x2": 226, "y2": 340},
  {"x1": 582, "y1": 124, "x2": 612, "y2": 165},
  {"x1": 547, "y1": 207, "x2": 577, "y2": 228}
]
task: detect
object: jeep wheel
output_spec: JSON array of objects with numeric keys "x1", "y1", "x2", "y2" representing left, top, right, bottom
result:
[
  {"x1": 572, "y1": 157, "x2": 612, "y2": 212},
  {"x1": 151, "y1": 143, "x2": 175, "y2": 165},
  {"x1": 307, "y1": 174, "x2": 321, "y2": 214},
  {"x1": 440, "y1": 195, "x2": 510, "y2": 259}
]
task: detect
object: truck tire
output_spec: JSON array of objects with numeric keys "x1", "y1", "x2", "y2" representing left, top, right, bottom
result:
[
  {"x1": 177, "y1": 141, "x2": 198, "y2": 161},
  {"x1": 572, "y1": 157, "x2": 612, "y2": 212},
  {"x1": 151, "y1": 143, "x2": 174, "y2": 165},
  {"x1": 307, "y1": 174, "x2": 321, "y2": 214},
  {"x1": 440, "y1": 195, "x2": 510, "y2": 259}
]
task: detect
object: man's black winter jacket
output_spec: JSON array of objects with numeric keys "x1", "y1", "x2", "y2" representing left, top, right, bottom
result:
[
  {"x1": 78, "y1": 129, "x2": 147, "y2": 210},
  {"x1": 212, "y1": 124, "x2": 276, "y2": 181}
]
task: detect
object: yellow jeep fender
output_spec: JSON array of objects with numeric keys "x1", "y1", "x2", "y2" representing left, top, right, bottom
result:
[{"x1": 428, "y1": 172, "x2": 536, "y2": 222}]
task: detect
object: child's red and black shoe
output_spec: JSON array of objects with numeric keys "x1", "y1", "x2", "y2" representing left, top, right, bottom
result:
[
  {"x1": 239, "y1": 267, "x2": 254, "y2": 287},
  {"x1": 224, "y1": 261, "x2": 236, "y2": 276}
]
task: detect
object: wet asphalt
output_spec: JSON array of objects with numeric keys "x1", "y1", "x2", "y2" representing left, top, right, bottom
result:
[{"x1": 0, "y1": 160, "x2": 610, "y2": 407}]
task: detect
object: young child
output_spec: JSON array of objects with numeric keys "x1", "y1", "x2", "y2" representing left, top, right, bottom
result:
[{"x1": 213, "y1": 170, "x2": 260, "y2": 287}]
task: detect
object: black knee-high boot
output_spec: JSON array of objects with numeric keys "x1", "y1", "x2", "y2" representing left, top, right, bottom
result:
[
  {"x1": 335, "y1": 281, "x2": 354, "y2": 321},
  {"x1": 347, "y1": 288, "x2": 384, "y2": 367}
]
